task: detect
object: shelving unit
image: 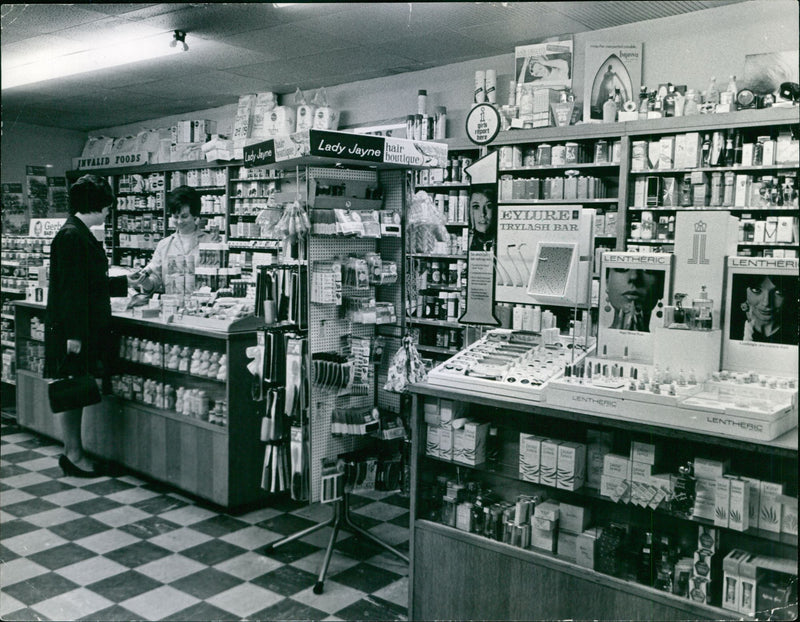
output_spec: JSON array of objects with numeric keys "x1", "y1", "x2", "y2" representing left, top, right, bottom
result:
[{"x1": 408, "y1": 383, "x2": 798, "y2": 621}]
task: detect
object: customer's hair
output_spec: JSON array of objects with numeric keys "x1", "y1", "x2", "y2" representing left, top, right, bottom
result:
[
  {"x1": 167, "y1": 185, "x2": 201, "y2": 217},
  {"x1": 69, "y1": 175, "x2": 114, "y2": 215}
]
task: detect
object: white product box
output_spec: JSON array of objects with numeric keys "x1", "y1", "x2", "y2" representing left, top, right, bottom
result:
[
  {"x1": 423, "y1": 398, "x2": 439, "y2": 425},
  {"x1": 694, "y1": 457, "x2": 729, "y2": 479},
  {"x1": 631, "y1": 461, "x2": 652, "y2": 483},
  {"x1": 659, "y1": 136, "x2": 675, "y2": 169},
  {"x1": 762, "y1": 139, "x2": 776, "y2": 165},
  {"x1": 741, "y1": 143, "x2": 754, "y2": 167},
  {"x1": 556, "y1": 441, "x2": 586, "y2": 490},
  {"x1": 697, "y1": 524, "x2": 719, "y2": 554},
  {"x1": 438, "y1": 399, "x2": 463, "y2": 425},
  {"x1": 758, "y1": 481, "x2": 783, "y2": 533},
  {"x1": 539, "y1": 439, "x2": 561, "y2": 487},
  {"x1": 586, "y1": 444, "x2": 608, "y2": 490},
  {"x1": 776, "y1": 215, "x2": 795, "y2": 242},
  {"x1": 531, "y1": 526, "x2": 556, "y2": 551},
  {"x1": 456, "y1": 502, "x2": 472, "y2": 532},
  {"x1": 722, "y1": 549, "x2": 749, "y2": 612},
  {"x1": 630, "y1": 441, "x2": 657, "y2": 465},
  {"x1": 734, "y1": 174, "x2": 751, "y2": 207},
  {"x1": 557, "y1": 530, "x2": 578, "y2": 561},
  {"x1": 779, "y1": 495, "x2": 798, "y2": 536},
  {"x1": 439, "y1": 426, "x2": 454, "y2": 461},
  {"x1": 603, "y1": 453, "x2": 630, "y2": 480},
  {"x1": 740, "y1": 476, "x2": 761, "y2": 530},
  {"x1": 575, "y1": 527, "x2": 602, "y2": 569},
  {"x1": 694, "y1": 477, "x2": 717, "y2": 521},
  {"x1": 534, "y1": 500, "x2": 560, "y2": 522},
  {"x1": 728, "y1": 478, "x2": 750, "y2": 532},
  {"x1": 519, "y1": 433, "x2": 545, "y2": 483},
  {"x1": 689, "y1": 575, "x2": 712, "y2": 605},
  {"x1": 453, "y1": 421, "x2": 488, "y2": 466},
  {"x1": 714, "y1": 477, "x2": 731, "y2": 528},
  {"x1": 532, "y1": 515, "x2": 555, "y2": 531},
  {"x1": 600, "y1": 474, "x2": 631, "y2": 503},
  {"x1": 676, "y1": 132, "x2": 702, "y2": 169},
  {"x1": 426, "y1": 425, "x2": 439, "y2": 458},
  {"x1": 559, "y1": 502, "x2": 591, "y2": 533},
  {"x1": 753, "y1": 220, "x2": 766, "y2": 244},
  {"x1": 738, "y1": 554, "x2": 758, "y2": 617}
]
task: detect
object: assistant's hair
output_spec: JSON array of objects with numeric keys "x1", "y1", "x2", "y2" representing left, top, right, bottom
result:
[
  {"x1": 69, "y1": 174, "x2": 114, "y2": 215},
  {"x1": 167, "y1": 185, "x2": 201, "y2": 217}
]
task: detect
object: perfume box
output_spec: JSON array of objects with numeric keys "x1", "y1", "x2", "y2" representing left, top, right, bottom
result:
[
  {"x1": 557, "y1": 530, "x2": 578, "y2": 561},
  {"x1": 756, "y1": 570, "x2": 798, "y2": 622},
  {"x1": 714, "y1": 476, "x2": 731, "y2": 528},
  {"x1": 601, "y1": 474, "x2": 631, "y2": 503},
  {"x1": 631, "y1": 141, "x2": 649, "y2": 171},
  {"x1": 659, "y1": 136, "x2": 675, "y2": 169},
  {"x1": 426, "y1": 425, "x2": 440, "y2": 458},
  {"x1": 722, "y1": 549, "x2": 749, "y2": 612},
  {"x1": 694, "y1": 477, "x2": 716, "y2": 520},
  {"x1": 633, "y1": 178, "x2": 647, "y2": 207},
  {"x1": 575, "y1": 527, "x2": 602, "y2": 569},
  {"x1": 738, "y1": 554, "x2": 758, "y2": 616},
  {"x1": 740, "y1": 476, "x2": 761, "y2": 530},
  {"x1": 532, "y1": 515, "x2": 555, "y2": 531},
  {"x1": 630, "y1": 441, "x2": 658, "y2": 465},
  {"x1": 741, "y1": 143, "x2": 754, "y2": 167},
  {"x1": 689, "y1": 575, "x2": 712, "y2": 605},
  {"x1": 734, "y1": 174, "x2": 751, "y2": 206},
  {"x1": 676, "y1": 132, "x2": 702, "y2": 169},
  {"x1": 540, "y1": 439, "x2": 561, "y2": 487},
  {"x1": 556, "y1": 441, "x2": 586, "y2": 490},
  {"x1": 534, "y1": 500, "x2": 560, "y2": 522},
  {"x1": 759, "y1": 481, "x2": 783, "y2": 533},
  {"x1": 662, "y1": 177, "x2": 679, "y2": 207},
  {"x1": 604, "y1": 211, "x2": 618, "y2": 236},
  {"x1": 776, "y1": 216, "x2": 795, "y2": 242},
  {"x1": 586, "y1": 443, "x2": 608, "y2": 490},
  {"x1": 694, "y1": 457, "x2": 729, "y2": 479},
  {"x1": 439, "y1": 425, "x2": 454, "y2": 461},
  {"x1": 631, "y1": 461, "x2": 653, "y2": 483},
  {"x1": 728, "y1": 478, "x2": 750, "y2": 532},
  {"x1": 453, "y1": 421, "x2": 488, "y2": 466},
  {"x1": 519, "y1": 433, "x2": 545, "y2": 483}
]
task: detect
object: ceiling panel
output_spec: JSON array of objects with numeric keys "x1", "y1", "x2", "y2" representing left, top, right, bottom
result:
[{"x1": 0, "y1": 1, "x2": 753, "y2": 132}]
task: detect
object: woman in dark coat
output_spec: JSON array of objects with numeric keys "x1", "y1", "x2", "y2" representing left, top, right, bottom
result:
[{"x1": 45, "y1": 174, "x2": 127, "y2": 477}]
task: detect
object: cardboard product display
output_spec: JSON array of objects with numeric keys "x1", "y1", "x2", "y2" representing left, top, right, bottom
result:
[
  {"x1": 597, "y1": 252, "x2": 673, "y2": 363},
  {"x1": 722, "y1": 257, "x2": 798, "y2": 377}
]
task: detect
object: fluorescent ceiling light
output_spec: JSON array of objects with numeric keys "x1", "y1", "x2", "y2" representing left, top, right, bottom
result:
[{"x1": 2, "y1": 31, "x2": 185, "y2": 90}]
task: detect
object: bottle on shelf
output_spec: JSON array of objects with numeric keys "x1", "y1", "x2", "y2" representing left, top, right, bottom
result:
[
  {"x1": 602, "y1": 93, "x2": 618, "y2": 123},
  {"x1": 706, "y1": 76, "x2": 719, "y2": 106},
  {"x1": 726, "y1": 75, "x2": 738, "y2": 102},
  {"x1": 701, "y1": 133, "x2": 712, "y2": 167},
  {"x1": 692, "y1": 285, "x2": 713, "y2": 330}
]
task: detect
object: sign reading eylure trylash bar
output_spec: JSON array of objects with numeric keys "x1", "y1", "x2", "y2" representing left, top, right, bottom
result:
[
  {"x1": 309, "y1": 130, "x2": 384, "y2": 162},
  {"x1": 243, "y1": 140, "x2": 276, "y2": 167}
]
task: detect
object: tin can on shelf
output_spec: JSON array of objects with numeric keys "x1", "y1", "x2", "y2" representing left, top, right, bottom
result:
[
  {"x1": 552, "y1": 145, "x2": 566, "y2": 166},
  {"x1": 536, "y1": 143, "x2": 552, "y2": 166},
  {"x1": 565, "y1": 142, "x2": 579, "y2": 164},
  {"x1": 594, "y1": 140, "x2": 609, "y2": 164}
]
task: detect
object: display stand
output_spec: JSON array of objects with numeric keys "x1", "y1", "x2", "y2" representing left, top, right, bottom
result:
[{"x1": 264, "y1": 489, "x2": 409, "y2": 594}]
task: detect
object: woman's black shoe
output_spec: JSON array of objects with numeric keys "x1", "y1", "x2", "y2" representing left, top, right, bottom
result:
[{"x1": 58, "y1": 454, "x2": 103, "y2": 478}]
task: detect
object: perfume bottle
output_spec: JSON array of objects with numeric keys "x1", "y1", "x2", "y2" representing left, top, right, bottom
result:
[
  {"x1": 692, "y1": 286, "x2": 714, "y2": 330},
  {"x1": 602, "y1": 93, "x2": 618, "y2": 123}
]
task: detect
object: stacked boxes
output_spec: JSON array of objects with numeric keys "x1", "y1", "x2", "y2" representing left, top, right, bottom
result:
[
  {"x1": 585, "y1": 429, "x2": 613, "y2": 490},
  {"x1": 722, "y1": 549, "x2": 750, "y2": 613},
  {"x1": 531, "y1": 501, "x2": 559, "y2": 552},
  {"x1": 453, "y1": 421, "x2": 489, "y2": 465},
  {"x1": 556, "y1": 442, "x2": 586, "y2": 491},
  {"x1": 557, "y1": 502, "x2": 591, "y2": 563},
  {"x1": 693, "y1": 457, "x2": 729, "y2": 521},
  {"x1": 423, "y1": 398, "x2": 467, "y2": 462},
  {"x1": 519, "y1": 434, "x2": 545, "y2": 483},
  {"x1": 575, "y1": 527, "x2": 603, "y2": 570},
  {"x1": 690, "y1": 525, "x2": 719, "y2": 605}
]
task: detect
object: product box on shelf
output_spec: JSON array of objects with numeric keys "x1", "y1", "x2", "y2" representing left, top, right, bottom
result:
[
  {"x1": 738, "y1": 554, "x2": 758, "y2": 617},
  {"x1": 539, "y1": 439, "x2": 561, "y2": 487},
  {"x1": 728, "y1": 477, "x2": 750, "y2": 532},
  {"x1": 558, "y1": 502, "x2": 591, "y2": 533},
  {"x1": 714, "y1": 476, "x2": 731, "y2": 528},
  {"x1": 556, "y1": 530, "x2": 577, "y2": 561},
  {"x1": 426, "y1": 425, "x2": 440, "y2": 458},
  {"x1": 722, "y1": 549, "x2": 749, "y2": 613},
  {"x1": 556, "y1": 441, "x2": 585, "y2": 490},
  {"x1": 575, "y1": 527, "x2": 602, "y2": 569},
  {"x1": 453, "y1": 420, "x2": 488, "y2": 466},
  {"x1": 603, "y1": 453, "x2": 631, "y2": 481},
  {"x1": 758, "y1": 481, "x2": 783, "y2": 533},
  {"x1": 778, "y1": 494, "x2": 797, "y2": 536},
  {"x1": 519, "y1": 433, "x2": 545, "y2": 483}
]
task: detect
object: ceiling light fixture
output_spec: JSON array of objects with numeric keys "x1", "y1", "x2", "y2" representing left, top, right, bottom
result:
[
  {"x1": 170, "y1": 30, "x2": 189, "y2": 52},
  {"x1": 2, "y1": 31, "x2": 187, "y2": 90}
]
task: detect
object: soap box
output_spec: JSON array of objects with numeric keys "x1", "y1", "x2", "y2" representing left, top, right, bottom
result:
[
  {"x1": 519, "y1": 434, "x2": 545, "y2": 484},
  {"x1": 556, "y1": 441, "x2": 586, "y2": 490},
  {"x1": 630, "y1": 461, "x2": 653, "y2": 483}
]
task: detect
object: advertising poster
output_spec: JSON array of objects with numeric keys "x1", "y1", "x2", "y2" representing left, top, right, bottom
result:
[
  {"x1": 597, "y1": 252, "x2": 673, "y2": 363},
  {"x1": 495, "y1": 205, "x2": 594, "y2": 307},
  {"x1": 583, "y1": 42, "x2": 642, "y2": 122},
  {"x1": 26, "y1": 165, "x2": 49, "y2": 218},
  {"x1": 723, "y1": 257, "x2": 798, "y2": 376},
  {"x1": 48, "y1": 176, "x2": 68, "y2": 215},
  {"x1": 515, "y1": 39, "x2": 573, "y2": 89},
  {"x1": 1, "y1": 182, "x2": 27, "y2": 234}
]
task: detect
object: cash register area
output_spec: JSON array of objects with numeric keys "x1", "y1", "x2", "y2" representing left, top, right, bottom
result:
[{"x1": 0, "y1": 411, "x2": 409, "y2": 622}]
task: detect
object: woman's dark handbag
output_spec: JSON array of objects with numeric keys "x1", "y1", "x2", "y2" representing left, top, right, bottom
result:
[{"x1": 48, "y1": 353, "x2": 102, "y2": 412}]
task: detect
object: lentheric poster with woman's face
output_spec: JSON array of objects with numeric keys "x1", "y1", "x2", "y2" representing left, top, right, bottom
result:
[
  {"x1": 723, "y1": 257, "x2": 799, "y2": 377},
  {"x1": 597, "y1": 252, "x2": 672, "y2": 363}
]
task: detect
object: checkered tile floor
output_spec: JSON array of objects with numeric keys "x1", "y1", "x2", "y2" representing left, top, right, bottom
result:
[{"x1": 0, "y1": 415, "x2": 409, "y2": 621}]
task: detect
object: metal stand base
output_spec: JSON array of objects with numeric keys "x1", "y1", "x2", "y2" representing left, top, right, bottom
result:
[{"x1": 262, "y1": 492, "x2": 409, "y2": 594}]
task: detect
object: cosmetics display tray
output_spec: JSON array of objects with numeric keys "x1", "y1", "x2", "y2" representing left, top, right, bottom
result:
[
  {"x1": 425, "y1": 332, "x2": 592, "y2": 403},
  {"x1": 545, "y1": 379, "x2": 797, "y2": 442}
]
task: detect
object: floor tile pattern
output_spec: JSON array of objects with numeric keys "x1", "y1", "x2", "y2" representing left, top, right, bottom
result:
[{"x1": 0, "y1": 414, "x2": 409, "y2": 621}]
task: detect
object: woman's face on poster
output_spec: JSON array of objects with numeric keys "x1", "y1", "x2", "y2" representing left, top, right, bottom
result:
[
  {"x1": 746, "y1": 276, "x2": 785, "y2": 324},
  {"x1": 606, "y1": 268, "x2": 659, "y2": 312},
  {"x1": 470, "y1": 193, "x2": 493, "y2": 234}
]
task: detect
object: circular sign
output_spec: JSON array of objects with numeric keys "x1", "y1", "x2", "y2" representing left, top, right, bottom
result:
[{"x1": 465, "y1": 103, "x2": 501, "y2": 146}]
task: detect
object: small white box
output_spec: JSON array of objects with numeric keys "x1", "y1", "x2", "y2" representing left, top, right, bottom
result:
[
  {"x1": 575, "y1": 527, "x2": 602, "y2": 569},
  {"x1": 740, "y1": 476, "x2": 761, "y2": 530},
  {"x1": 694, "y1": 478, "x2": 717, "y2": 521},
  {"x1": 741, "y1": 143, "x2": 754, "y2": 167},
  {"x1": 532, "y1": 515, "x2": 555, "y2": 531},
  {"x1": 556, "y1": 442, "x2": 586, "y2": 490},
  {"x1": 559, "y1": 502, "x2": 591, "y2": 533},
  {"x1": 601, "y1": 474, "x2": 630, "y2": 503},
  {"x1": 694, "y1": 457, "x2": 729, "y2": 479},
  {"x1": 630, "y1": 461, "x2": 652, "y2": 483},
  {"x1": 762, "y1": 139, "x2": 776, "y2": 165},
  {"x1": 453, "y1": 421, "x2": 488, "y2": 466},
  {"x1": 438, "y1": 426, "x2": 453, "y2": 461},
  {"x1": 519, "y1": 433, "x2": 544, "y2": 483},
  {"x1": 630, "y1": 441, "x2": 657, "y2": 465},
  {"x1": 539, "y1": 439, "x2": 561, "y2": 487},
  {"x1": 426, "y1": 425, "x2": 440, "y2": 458},
  {"x1": 753, "y1": 220, "x2": 766, "y2": 244},
  {"x1": 734, "y1": 174, "x2": 751, "y2": 207},
  {"x1": 759, "y1": 481, "x2": 783, "y2": 533},
  {"x1": 728, "y1": 478, "x2": 750, "y2": 532},
  {"x1": 603, "y1": 454, "x2": 630, "y2": 480},
  {"x1": 738, "y1": 554, "x2": 758, "y2": 616},
  {"x1": 534, "y1": 500, "x2": 560, "y2": 522},
  {"x1": 776, "y1": 216, "x2": 795, "y2": 243},
  {"x1": 714, "y1": 477, "x2": 731, "y2": 528}
]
